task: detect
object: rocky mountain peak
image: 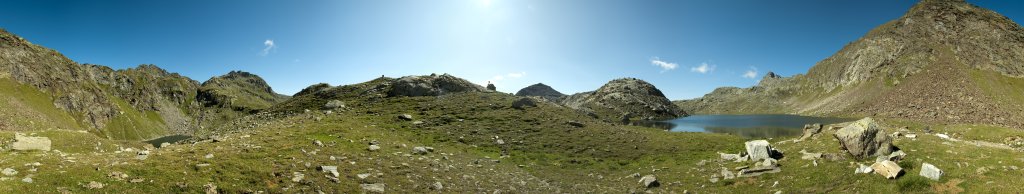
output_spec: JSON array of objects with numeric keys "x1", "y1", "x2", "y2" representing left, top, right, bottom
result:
[
  {"x1": 562, "y1": 78, "x2": 684, "y2": 120},
  {"x1": 387, "y1": 73, "x2": 489, "y2": 97},
  {"x1": 515, "y1": 83, "x2": 565, "y2": 99}
]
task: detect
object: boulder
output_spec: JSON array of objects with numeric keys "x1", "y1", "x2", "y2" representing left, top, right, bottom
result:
[
  {"x1": 486, "y1": 83, "x2": 496, "y2": 91},
  {"x1": 855, "y1": 163, "x2": 874, "y2": 174},
  {"x1": 2, "y1": 168, "x2": 17, "y2": 176},
  {"x1": 745, "y1": 140, "x2": 780, "y2": 161},
  {"x1": 511, "y1": 98, "x2": 538, "y2": 110},
  {"x1": 638, "y1": 175, "x2": 659, "y2": 188},
  {"x1": 368, "y1": 145, "x2": 381, "y2": 151},
  {"x1": 11, "y1": 133, "x2": 51, "y2": 151},
  {"x1": 360, "y1": 183, "x2": 386, "y2": 193},
  {"x1": 870, "y1": 160, "x2": 903, "y2": 179},
  {"x1": 920, "y1": 163, "x2": 942, "y2": 180},
  {"x1": 799, "y1": 123, "x2": 823, "y2": 141},
  {"x1": 398, "y1": 114, "x2": 414, "y2": 121},
  {"x1": 834, "y1": 118, "x2": 895, "y2": 160},
  {"x1": 412, "y1": 147, "x2": 430, "y2": 155},
  {"x1": 319, "y1": 166, "x2": 339, "y2": 177},
  {"x1": 323, "y1": 100, "x2": 346, "y2": 109}
]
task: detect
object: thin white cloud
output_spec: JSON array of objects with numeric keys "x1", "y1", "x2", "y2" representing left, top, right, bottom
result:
[
  {"x1": 260, "y1": 39, "x2": 276, "y2": 56},
  {"x1": 742, "y1": 67, "x2": 758, "y2": 79},
  {"x1": 650, "y1": 57, "x2": 678, "y2": 72},
  {"x1": 690, "y1": 62, "x2": 716, "y2": 74},
  {"x1": 507, "y1": 72, "x2": 526, "y2": 78}
]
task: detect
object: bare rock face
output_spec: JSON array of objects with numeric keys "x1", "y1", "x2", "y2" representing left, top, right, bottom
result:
[
  {"x1": 11, "y1": 133, "x2": 51, "y2": 151},
  {"x1": 561, "y1": 78, "x2": 685, "y2": 120},
  {"x1": 834, "y1": 118, "x2": 895, "y2": 160},
  {"x1": 387, "y1": 74, "x2": 489, "y2": 97},
  {"x1": 515, "y1": 83, "x2": 565, "y2": 101}
]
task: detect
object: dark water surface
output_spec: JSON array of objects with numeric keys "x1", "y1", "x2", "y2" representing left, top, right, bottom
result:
[
  {"x1": 653, "y1": 114, "x2": 855, "y2": 138},
  {"x1": 145, "y1": 135, "x2": 191, "y2": 147}
]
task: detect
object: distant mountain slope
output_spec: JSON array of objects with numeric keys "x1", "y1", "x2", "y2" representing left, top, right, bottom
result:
[
  {"x1": 515, "y1": 83, "x2": 565, "y2": 101},
  {"x1": 198, "y1": 71, "x2": 288, "y2": 112},
  {"x1": 676, "y1": 0, "x2": 1024, "y2": 129},
  {"x1": 0, "y1": 29, "x2": 284, "y2": 139}
]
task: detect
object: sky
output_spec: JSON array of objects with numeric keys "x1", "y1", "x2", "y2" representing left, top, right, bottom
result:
[{"x1": 1, "y1": 0, "x2": 1022, "y2": 100}]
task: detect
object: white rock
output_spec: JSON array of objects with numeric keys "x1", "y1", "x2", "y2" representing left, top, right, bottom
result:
[
  {"x1": 412, "y1": 147, "x2": 430, "y2": 155},
  {"x1": 638, "y1": 175, "x2": 659, "y2": 188},
  {"x1": 12, "y1": 133, "x2": 51, "y2": 151},
  {"x1": 357, "y1": 173, "x2": 371, "y2": 179},
  {"x1": 368, "y1": 145, "x2": 381, "y2": 151},
  {"x1": 361, "y1": 183, "x2": 386, "y2": 193},
  {"x1": 1, "y1": 168, "x2": 17, "y2": 176},
  {"x1": 291, "y1": 172, "x2": 304, "y2": 182},
  {"x1": 920, "y1": 163, "x2": 942, "y2": 180},
  {"x1": 320, "y1": 166, "x2": 339, "y2": 177},
  {"x1": 855, "y1": 163, "x2": 874, "y2": 174},
  {"x1": 745, "y1": 140, "x2": 776, "y2": 161}
]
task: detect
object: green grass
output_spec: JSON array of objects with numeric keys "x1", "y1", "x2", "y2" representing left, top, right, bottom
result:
[
  {"x1": 96, "y1": 96, "x2": 168, "y2": 140},
  {"x1": 0, "y1": 78, "x2": 83, "y2": 131}
]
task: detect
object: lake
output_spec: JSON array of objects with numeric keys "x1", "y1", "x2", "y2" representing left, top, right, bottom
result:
[
  {"x1": 145, "y1": 135, "x2": 191, "y2": 147},
  {"x1": 655, "y1": 114, "x2": 855, "y2": 138}
]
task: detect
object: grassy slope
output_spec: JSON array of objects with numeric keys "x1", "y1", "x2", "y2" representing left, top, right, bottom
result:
[
  {"x1": 96, "y1": 96, "x2": 168, "y2": 141},
  {"x1": 0, "y1": 78, "x2": 83, "y2": 131},
  {"x1": 1, "y1": 85, "x2": 1021, "y2": 192}
]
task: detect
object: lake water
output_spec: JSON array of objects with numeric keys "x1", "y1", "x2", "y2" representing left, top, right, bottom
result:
[
  {"x1": 655, "y1": 114, "x2": 855, "y2": 138},
  {"x1": 145, "y1": 135, "x2": 191, "y2": 147}
]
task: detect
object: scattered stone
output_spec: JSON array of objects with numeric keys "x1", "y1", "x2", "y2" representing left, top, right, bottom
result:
[
  {"x1": 357, "y1": 173, "x2": 371, "y2": 179},
  {"x1": 2, "y1": 168, "x2": 17, "y2": 176},
  {"x1": 129, "y1": 178, "x2": 145, "y2": 183},
  {"x1": 204, "y1": 183, "x2": 219, "y2": 194},
  {"x1": 398, "y1": 114, "x2": 414, "y2": 121},
  {"x1": 511, "y1": 98, "x2": 538, "y2": 110},
  {"x1": 431, "y1": 182, "x2": 444, "y2": 190},
  {"x1": 204, "y1": 154, "x2": 214, "y2": 159},
  {"x1": 936, "y1": 133, "x2": 951, "y2": 140},
  {"x1": 412, "y1": 147, "x2": 430, "y2": 155},
  {"x1": 360, "y1": 183, "x2": 386, "y2": 193},
  {"x1": 21, "y1": 176, "x2": 32, "y2": 183},
  {"x1": 86, "y1": 181, "x2": 104, "y2": 189},
  {"x1": 759, "y1": 158, "x2": 778, "y2": 167},
  {"x1": 833, "y1": 118, "x2": 895, "y2": 160},
  {"x1": 136, "y1": 150, "x2": 150, "y2": 160},
  {"x1": 870, "y1": 160, "x2": 903, "y2": 179},
  {"x1": 855, "y1": 163, "x2": 874, "y2": 174},
  {"x1": 11, "y1": 133, "x2": 51, "y2": 151},
  {"x1": 496, "y1": 139, "x2": 505, "y2": 145},
  {"x1": 313, "y1": 140, "x2": 324, "y2": 147},
  {"x1": 324, "y1": 100, "x2": 346, "y2": 109},
  {"x1": 719, "y1": 152, "x2": 742, "y2": 161},
  {"x1": 905, "y1": 134, "x2": 918, "y2": 139},
  {"x1": 799, "y1": 123, "x2": 823, "y2": 141},
  {"x1": 320, "y1": 166, "x2": 339, "y2": 177},
  {"x1": 291, "y1": 172, "x2": 305, "y2": 182},
  {"x1": 412, "y1": 121, "x2": 424, "y2": 125},
  {"x1": 721, "y1": 168, "x2": 736, "y2": 179},
  {"x1": 567, "y1": 121, "x2": 585, "y2": 128},
  {"x1": 881, "y1": 150, "x2": 907, "y2": 162},
  {"x1": 799, "y1": 150, "x2": 823, "y2": 160},
  {"x1": 639, "y1": 175, "x2": 660, "y2": 188},
  {"x1": 160, "y1": 142, "x2": 171, "y2": 148},
  {"x1": 368, "y1": 145, "x2": 381, "y2": 151},
  {"x1": 745, "y1": 140, "x2": 780, "y2": 161},
  {"x1": 920, "y1": 163, "x2": 942, "y2": 181}
]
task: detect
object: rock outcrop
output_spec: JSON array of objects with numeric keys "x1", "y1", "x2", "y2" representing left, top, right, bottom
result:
[
  {"x1": 198, "y1": 71, "x2": 288, "y2": 112},
  {"x1": 562, "y1": 78, "x2": 685, "y2": 121},
  {"x1": 388, "y1": 74, "x2": 489, "y2": 97},
  {"x1": 834, "y1": 118, "x2": 895, "y2": 160},
  {"x1": 515, "y1": 83, "x2": 565, "y2": 101},
  {"x1": 11, "y1": 133, "x2": 51, "y2": 151}
]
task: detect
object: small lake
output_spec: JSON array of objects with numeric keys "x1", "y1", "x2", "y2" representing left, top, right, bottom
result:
[
  {"x1": 145, "y1": 135, "x2": 191, "y2": 147},
  {"x1": 654, "y1": 114, "x2": 855, "y2": 138}
]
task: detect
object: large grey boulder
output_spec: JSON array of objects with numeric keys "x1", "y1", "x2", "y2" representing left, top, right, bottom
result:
[
  {"x1": 511, "y1": 97, "x2": 538, "y2": 110},
  {"x1": 920, "y1": 163, "x2": 942, "y2": 180},
  {"x1": 745, "y1": 140, "x2": 780, "y2": 161},
  {"x1": 834, "y1": 118, "x2": 895, "y2": 160},
  {"x1": 11, "y1": 133, "x2": 51, "y2": 151}
]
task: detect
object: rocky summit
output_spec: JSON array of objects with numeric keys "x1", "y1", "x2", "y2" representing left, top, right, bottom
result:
[
  {"x1": 563, "y1": 78, "x2": 685, "y2": 121},
  {"x1": 515, "y1": 83, "x2": 565, "y2": 101}
]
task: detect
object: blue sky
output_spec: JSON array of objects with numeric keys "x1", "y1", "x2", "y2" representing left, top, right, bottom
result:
[{"x1": 1, "y1": 0, "x2": 1022, "y2": 100}]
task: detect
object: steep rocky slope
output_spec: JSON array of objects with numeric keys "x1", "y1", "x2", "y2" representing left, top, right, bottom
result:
[
  {"x1": 0, "y1": 29, "x2": 283, "y2": 139},
  {"x1": 515, "y1": 83, "x2": 565, "y2": 101},
  {"x1": 677, "y1": 0, "x2": 1024, "y2": 129},
  {"x1": 563, "y1": 78, "x2": 685, "y2": 121},
  {"x1": 198, "y1": 71, "x2": 288, "y2": 112}
]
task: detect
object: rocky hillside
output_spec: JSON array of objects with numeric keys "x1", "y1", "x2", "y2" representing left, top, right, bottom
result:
[
  {"x1": 0, "y1": 29, "x2": 282, "y2": 140},
  {"x1": 198, "y1": 71, "x2": 288, "y2": 112},
  {"x1": 677, "y1": 0, "x2": 1024, "y2": 129},
  {"x1": 515, "y1": 83, "x2": 565, "y2": 101},
  {"x1": 563, "y1": 78, "x2": 685, "y2": 122}
]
